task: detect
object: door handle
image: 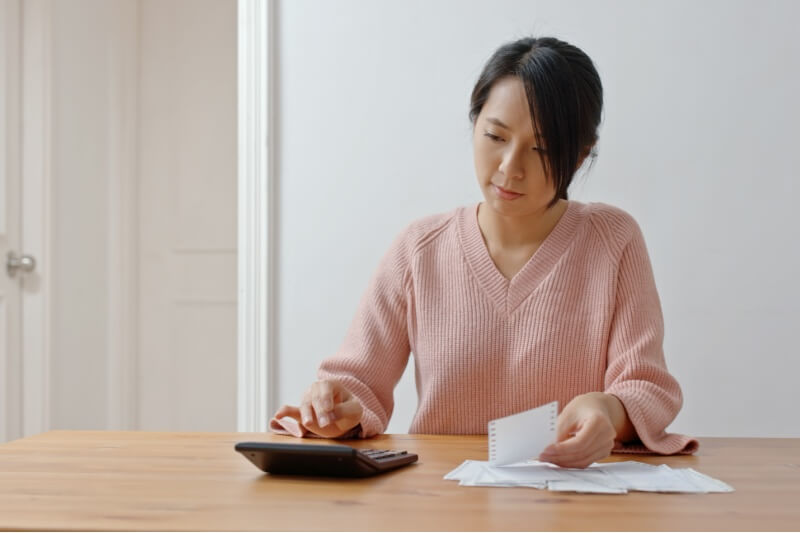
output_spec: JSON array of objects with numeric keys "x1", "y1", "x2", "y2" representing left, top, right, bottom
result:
[{"x1": 6, "y1": 251, "x2": 37, "y2": 277}]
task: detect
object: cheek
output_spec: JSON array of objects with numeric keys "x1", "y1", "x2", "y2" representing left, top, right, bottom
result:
[
  {"x1": 535, "y1": 157, "x2": 549, "y2": 178},
  {"x1": 473, "y1": 145, "x2": 497, "y2": 180},
  {"x1": 525, "y1": 159, "x2": 551, "y2": 188}
]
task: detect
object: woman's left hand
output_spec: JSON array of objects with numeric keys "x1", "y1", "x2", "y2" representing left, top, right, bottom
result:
[{"x1": 538, "y1": 392, "x2": 620, "y2": 469}]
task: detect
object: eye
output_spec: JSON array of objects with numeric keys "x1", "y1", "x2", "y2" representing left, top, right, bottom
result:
[{"x1": 484, "y1": 131, "x2": 544, "y2": 153}]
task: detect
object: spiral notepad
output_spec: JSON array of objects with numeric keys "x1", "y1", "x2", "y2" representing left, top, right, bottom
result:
[{"x1": 488, "y1": 401, "x2": 558, "y2": 466}]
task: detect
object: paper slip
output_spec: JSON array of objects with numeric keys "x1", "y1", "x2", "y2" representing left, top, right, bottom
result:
[
  {"x1": 443, "y1": 459, "x2": 734, "y2": 494},
  {"x1": 488, "y1": 401, "x2": 558, "y2": 466}
]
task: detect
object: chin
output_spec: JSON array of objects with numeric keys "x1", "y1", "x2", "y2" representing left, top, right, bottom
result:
[{"x1": 486, "y1": 197, "x2": 523, "y2": 214}]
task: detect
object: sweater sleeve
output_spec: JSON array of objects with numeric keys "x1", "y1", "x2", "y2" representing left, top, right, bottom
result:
[
  {"x1": 316, "y1": 227, "x2": 414, "y2": 438},
  {"x1": 603, "y1": 221, "x2": 699, "y2": 455}
]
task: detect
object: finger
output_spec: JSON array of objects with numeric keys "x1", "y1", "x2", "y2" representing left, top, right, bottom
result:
[
  {"x1": 311, "y1": 381, "x2": 337, "y2": 427},
  {"x1": 541, "y1": 431, "x2": 614, "y2": 466},
  {"x1": 546, "y1": 447, "x2": 608, "y2": 469},
  {"x1": 562, "y1": 440, "x2": 613, "y2": 468},
  {"x1": 555, "y1": 412, "x2": 580, "y2": 443},
  {"x1": 539, "y1": 410, "x2": 578, "y2": 456},
  {"x1": 299, "y1": 401, "x2": 315, "y2": 428},
  {"x1": 542, "y1": 422, "x2": 609, "y2": 462},
  {"x1": 332, "y1": 399, "x2": 363, "y2": 431},
  {"x1": 296, "y1": 397, "x2": 356, "y2": 439},
  {"x1": 326, "y1": 379, "x2": 351, "y2": 402},
  {"x1": 545, "y1": 421, "x2": 597, "y2": 457},
  {"x1": 540, "y1": 437, "x2": 586, "y2": 463},
  {"x1": 299, "y1": 392, "x2": 316, "y2": 427},
  {"x1": 542, "y1": 441, "x2": 610, "y2": 467}
]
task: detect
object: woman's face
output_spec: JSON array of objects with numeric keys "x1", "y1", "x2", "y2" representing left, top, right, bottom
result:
[{"x1": 472, "y1": 76, "x2": 557, "y2": 216}]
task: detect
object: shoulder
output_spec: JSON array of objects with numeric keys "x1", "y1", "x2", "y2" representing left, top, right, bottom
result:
[
  {"x1": 375, "y1": 206, "x2": 460, "y2": 288},
  {"x1": 582, "y1": 202, "x2": 645, "y2": 261},
  {"x1": 393, "y1": 205, "x2": 461, "y2": 256}
]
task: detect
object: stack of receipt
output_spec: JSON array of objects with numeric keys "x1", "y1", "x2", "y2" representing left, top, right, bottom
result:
[
  {"x1": 464, "y1": 402, "x2": 734, "y2": 494},
  {"x1": 444, "y1": 459, "x2": 734, "y2": 494}
]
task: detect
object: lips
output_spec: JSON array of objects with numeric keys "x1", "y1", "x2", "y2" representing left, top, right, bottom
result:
[{"x1": 492, "y1": 184, "x2": 523, "y2": 200}]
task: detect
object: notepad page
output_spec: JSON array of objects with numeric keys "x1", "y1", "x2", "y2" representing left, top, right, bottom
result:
[{"x1": 488, "y1": 401, "x2": 558, "y2": 466}]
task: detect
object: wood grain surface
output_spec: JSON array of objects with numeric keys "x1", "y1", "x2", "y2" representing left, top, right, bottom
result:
[{"x1": 1, "y1": 431, "x2": 798, "y2": 531}]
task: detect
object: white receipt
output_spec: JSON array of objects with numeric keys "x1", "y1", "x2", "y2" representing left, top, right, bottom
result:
[
  {"x1": 443, "y1": 460, "x2": 735, "y2": 494},
  {"x1": 452, "y1": 400, "x2": 734, "y2": 494},
  {"x1": 488, "y1": 401, "x2": 558, "y2": 466}
]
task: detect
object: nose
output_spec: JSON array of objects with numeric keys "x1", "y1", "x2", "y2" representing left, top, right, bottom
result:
[{"x1": 497, "y1": 144, "x2": 525, "y2": 181}]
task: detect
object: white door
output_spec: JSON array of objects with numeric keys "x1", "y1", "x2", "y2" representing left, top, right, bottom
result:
[
  {"x1": 2, "y1": 0, "x2": 237, "y2": 438},
  {"x1": 1, "y1": 0, "x2": 23, "y2": 443},
  {"x1": 136, "y1": 0, "x2": 238, "y2": 431}
]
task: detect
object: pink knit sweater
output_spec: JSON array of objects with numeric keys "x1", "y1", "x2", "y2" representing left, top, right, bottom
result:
[{"x1": 282, "y1": 201, "x2": 697, "y2": 455}]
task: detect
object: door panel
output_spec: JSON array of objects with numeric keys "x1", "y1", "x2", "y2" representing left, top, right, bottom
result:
[
  {"x1": 137, "y1": 0, "x2": 237, "y2": 431},
  {"x1": 1, "y1": 0, "x2": 237, "y2": 438}
]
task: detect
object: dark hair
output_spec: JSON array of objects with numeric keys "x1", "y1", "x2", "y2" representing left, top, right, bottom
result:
[{"x1": 469, "y1": 37, "x2": 602, "y2": 207}]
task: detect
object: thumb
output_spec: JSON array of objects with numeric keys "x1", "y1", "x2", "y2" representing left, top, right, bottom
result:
[
  {"x1": 555, "y1": 410, "x2": 581, "y2": 443},
  {"x1": 332, "y1": 399, "x2": 363, "y2": 431},
  {"x1": 540, "y1": 412, "x2": 581, "y2": 457}
]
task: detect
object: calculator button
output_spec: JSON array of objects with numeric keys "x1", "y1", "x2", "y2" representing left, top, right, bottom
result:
[
  {"x1": 368, "y1": 452, "x2": 393, "y2": 460},
  {"x1": 361, "y1": 451, "x2": 385, "y2": 458},
  {"x1": 359, "y1": 449, "x2": 410, "y2": 461},
  {"x1": 371, "y1": 450, "x2": 407, "y2": 460}
]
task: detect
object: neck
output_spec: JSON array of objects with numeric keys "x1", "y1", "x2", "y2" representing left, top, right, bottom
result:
[{"x1": 477, "y1": 199, "x2": 568, "y2": 249}]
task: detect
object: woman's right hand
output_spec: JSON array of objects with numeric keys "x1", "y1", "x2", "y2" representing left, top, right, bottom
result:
[{"x1": 297, "y1": 379, "x2": 363, "y2": 438}]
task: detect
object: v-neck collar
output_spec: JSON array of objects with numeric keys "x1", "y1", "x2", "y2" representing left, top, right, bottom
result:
[{"x1": 457, "y1": 200, "x2": 586, "y2": 317}]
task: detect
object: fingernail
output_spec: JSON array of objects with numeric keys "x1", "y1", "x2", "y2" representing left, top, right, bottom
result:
[
  {"x1": 318, "y1": 415, "x2": 330, "y2": 427},
  {"x1": 302, "y1": 417, "x2": 312, "y2": 426}
]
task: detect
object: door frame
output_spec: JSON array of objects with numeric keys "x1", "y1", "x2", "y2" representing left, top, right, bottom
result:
[{"x1": 237, "y1": 0, "x2": 277, "y2": 432}]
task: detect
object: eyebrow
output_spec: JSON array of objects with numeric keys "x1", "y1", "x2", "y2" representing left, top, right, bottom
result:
[
  {"x1": 485, "y1": 116, "x2": 544, "y2": 147},
  {"x1": 486, "y1": 117, "x2": 510, "y2": 129}
]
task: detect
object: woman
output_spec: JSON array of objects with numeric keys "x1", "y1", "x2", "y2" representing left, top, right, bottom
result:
[{"x1": 271, "y1": 36, "x2": 698, "y2": 468}]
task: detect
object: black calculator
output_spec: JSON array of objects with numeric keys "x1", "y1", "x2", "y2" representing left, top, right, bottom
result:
[{"x1": 235, "y1": 442, "x2": 418, "y2": 478}]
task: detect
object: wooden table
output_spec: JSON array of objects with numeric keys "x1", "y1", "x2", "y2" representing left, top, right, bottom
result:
[{"x1": 1, "y1": 431, "x2": 799, "y2": 531}]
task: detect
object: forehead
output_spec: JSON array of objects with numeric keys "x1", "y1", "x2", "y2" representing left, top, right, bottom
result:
[{"x1": 481, "y1": 76, "x2": 535, "y2": 133}]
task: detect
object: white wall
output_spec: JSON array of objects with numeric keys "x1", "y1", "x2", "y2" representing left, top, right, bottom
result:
[{"x1": 276, "y1": 0, "x2": 800, "y2": 437}]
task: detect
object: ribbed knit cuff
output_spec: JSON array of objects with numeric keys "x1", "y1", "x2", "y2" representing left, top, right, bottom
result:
[{"x1": 607, "y1": 387, "x2": 699, "y2": 455}]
